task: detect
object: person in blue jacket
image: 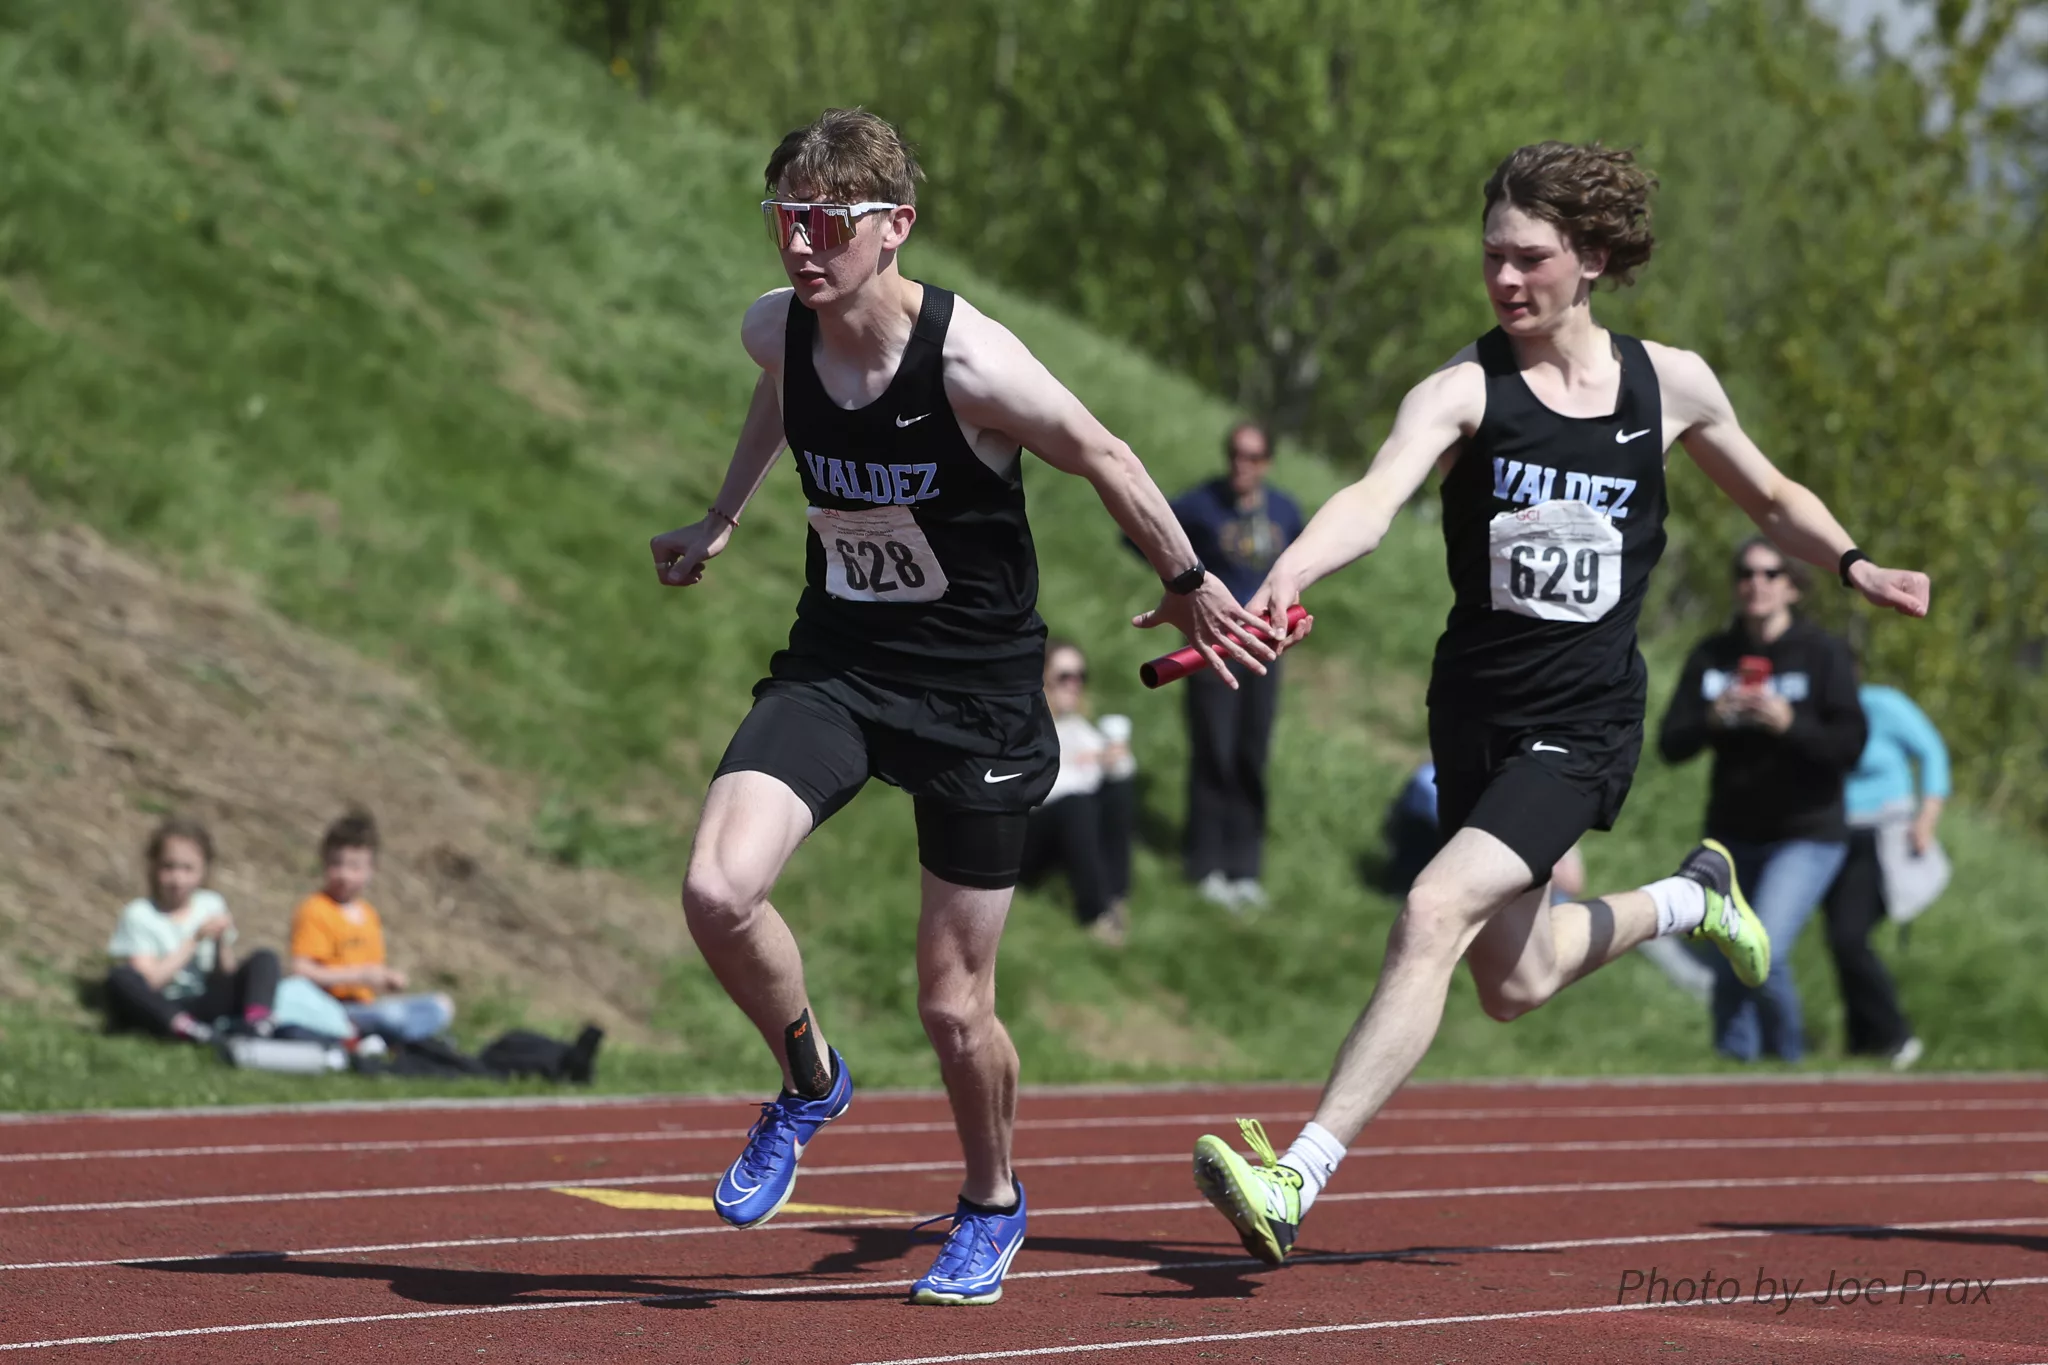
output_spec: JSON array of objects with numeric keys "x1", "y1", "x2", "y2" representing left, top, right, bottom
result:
[
  {"x1": 1823, "y1": 676, "x2": 1949, "y2": 1068},
  {"x1": 1170, "y1": 421, "x2": 1306, "y2": 912}
]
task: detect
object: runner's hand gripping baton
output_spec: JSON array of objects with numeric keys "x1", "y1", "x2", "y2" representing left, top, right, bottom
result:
[{"x1": 1139, "y1": 605, "x2": 1308, "y2": 689}]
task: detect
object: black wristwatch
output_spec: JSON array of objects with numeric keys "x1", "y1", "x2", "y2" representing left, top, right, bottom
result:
[
  {"x1": 1838, "y1": 548, "x2": 1870, "y2": 588},
  {"x1": 1164, "y1": 561, "x2": 1208, "y2": 596}
]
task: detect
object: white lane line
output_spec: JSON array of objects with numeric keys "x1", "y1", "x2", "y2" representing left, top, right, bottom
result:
[
  {"x1": 1382, "y1": 1097, "x2": 2048, "y2": 1121},
  {"x1": 0, "y1": 1113, "x2": 1315, "y2": 1165},
  {"x1": 4, "y1": 1162, "x2": 2043, "y2": 1275},
  {"x1": 7, "y1": 1071, "x2": 2040, "y2": 1125},
  {"x1": 2, "y1": 1222, "x2": 2041, "y2": 1352},
  {"x1": 840, "y1": 1275, "x2": 2048, "y2": 1365},
  {"x1": 5, "y1": 1168, "x2": 2042, "y2": 1270},
  {"x1": 10, "y1": 1129, "x2": 2048, "y2": 1215},
  {"x1": 0, "y1": 1079, "x2": 1322, "y2": 1126},
  {"x1": 12, "y1": 1097, "x2": 2048, "y2": 1165}
]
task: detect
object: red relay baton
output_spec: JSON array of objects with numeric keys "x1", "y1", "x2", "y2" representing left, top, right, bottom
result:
[{"x1": 1139, "y1": 604, "x2": 1308, "y2": 689}]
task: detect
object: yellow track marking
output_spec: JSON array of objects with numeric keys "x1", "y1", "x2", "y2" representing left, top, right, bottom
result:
[{"x1": 552, "y1": 1187, "x2": 910, "y2": 1217}]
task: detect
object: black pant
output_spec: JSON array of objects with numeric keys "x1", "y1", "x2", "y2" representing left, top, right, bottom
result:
[
  {"x1": 1821, "y1": 829, "x2": 1912, "y2": 1054},
  {"x1": 1184, "y1": 660, "x2": 1280, "y2": 881},
  {"x1": 105, "y1": 950, "x2": 281, "y2": 1036},
  {"x1": 1021, "y1": 779, "x2": 1134, "y2": 925}
]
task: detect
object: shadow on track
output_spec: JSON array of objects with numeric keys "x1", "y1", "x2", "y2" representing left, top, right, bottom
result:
[
  {"x1": 128, "y1": 1226, "x2": 1541, "y2": 1310},
  {"x1": 128, "y1": 1223, "x2": 1256, "y2": 1309},
  {"x1": 1705, "y1": 1221, "x2": 2048, "y2": 1256},
  {"x1": 800, "y1": 1224, "x2": 1275, "y2": 1299}
]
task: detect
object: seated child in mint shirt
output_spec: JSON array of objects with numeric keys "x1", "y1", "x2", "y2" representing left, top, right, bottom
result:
[{"x1": 105, "y1": 818, "x2": 280, "y2": 1043}]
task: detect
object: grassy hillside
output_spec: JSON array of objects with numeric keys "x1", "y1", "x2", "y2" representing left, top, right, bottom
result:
[{"x1": 1, "y1": 0, "x2": 2042, "y2": 1109}]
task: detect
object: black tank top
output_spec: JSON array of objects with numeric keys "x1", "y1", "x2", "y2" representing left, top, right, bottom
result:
[
  {"x1": 1428, "y1": 327, "x2": 1669, "y2": 725},
  {"x1": 773, "y1": 284, "x2": 1046, "y2": 693}
]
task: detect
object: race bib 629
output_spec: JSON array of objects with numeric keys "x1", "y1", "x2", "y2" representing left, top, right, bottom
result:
[{"x1": 1486, "y1": 499, "x2": 1622, "y2": 622}]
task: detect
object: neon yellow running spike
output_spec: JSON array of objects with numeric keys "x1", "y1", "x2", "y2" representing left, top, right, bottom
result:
[
  {"x1": 1191, "y1": 1118, "x2": 1303, "y2": 1266},
  {"x1": 1683, "y1": 838, "x2": 1771, "y2": 988}
]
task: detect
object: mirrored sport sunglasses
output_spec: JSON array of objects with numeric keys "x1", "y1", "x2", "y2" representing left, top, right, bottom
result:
[{"x1": 762, "y1": 200, "x2": 900, "y2": 251}]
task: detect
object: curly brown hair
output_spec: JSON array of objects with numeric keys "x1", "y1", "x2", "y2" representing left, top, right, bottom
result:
[
  {"x1": 1482, "y1": 142, "x2": 1658, "y2": 288},
  {"x1": 766, "y1": 108, "x2": 924, "y2": 207},
  {"x1": 320, "y1": 807, "x2": 379, "y2": 862}
]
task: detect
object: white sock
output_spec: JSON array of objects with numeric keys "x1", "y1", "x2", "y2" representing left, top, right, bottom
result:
[
  {"x1": 1643, "y1": 875, "x2": 1707, "y2": 937},
  {"x1": 1278, "y1": 1122, "x2": 1346, "y2": 1213}
]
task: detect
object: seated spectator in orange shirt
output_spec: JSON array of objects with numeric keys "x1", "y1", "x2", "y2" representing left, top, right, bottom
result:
[{"x1": 289, "y1": 809, "x2": 454, "y2": 1043}]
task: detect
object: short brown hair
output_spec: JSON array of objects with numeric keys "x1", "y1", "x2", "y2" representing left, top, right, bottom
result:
[
  {"x1": 146, "y1": 817, "x2": 214, "y2": 869},
  {"x1": 765, "y1": 108, "x2": 923, "y2": 207},
  {"x1": 321, "y1": 807, "x2": 379, "y2": 861},
  {"x1": 1482, "y1": 142, "x2": 1657, "y2": 287}
]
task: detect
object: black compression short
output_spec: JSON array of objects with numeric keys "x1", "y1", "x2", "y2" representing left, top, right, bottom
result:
[
  {"x1": 713, "y1": 669, "x2": 1059, "y2": 889},
  {"x1": 1427, "y1": 708, "x2": 1644, "y2": 885}
]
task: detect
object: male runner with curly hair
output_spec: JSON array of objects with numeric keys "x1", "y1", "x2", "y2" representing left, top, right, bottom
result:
[{"x1": 1191, "y1": 142, "x2": 1930, "y2": 1266}]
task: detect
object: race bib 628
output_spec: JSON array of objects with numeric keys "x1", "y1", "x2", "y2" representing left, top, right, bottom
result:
[{"x1": 807, "y1": 505, "x2": 949, "y2": 604}]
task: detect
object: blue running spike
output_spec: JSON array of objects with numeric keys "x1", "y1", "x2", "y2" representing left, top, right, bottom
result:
[
  {"x1": 711, "y1": 1048, "x2": 852, "y2": 1229},
  {"x1": 908, "y1": 1182, "x2": 1028, "y2": 1306}
]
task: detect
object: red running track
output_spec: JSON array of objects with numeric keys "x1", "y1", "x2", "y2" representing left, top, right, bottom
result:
[{"x1": 3, "y1": 1075, "x2": 2047, "y2": 1363}]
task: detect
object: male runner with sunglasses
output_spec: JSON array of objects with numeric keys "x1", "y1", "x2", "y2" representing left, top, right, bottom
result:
[
  {"x1": 1187, "y1": 141, "x2": 1931, "y2": 1267},
  {"x1": 648, "y1": 108, "x2": 1270, "y2": 1306}
]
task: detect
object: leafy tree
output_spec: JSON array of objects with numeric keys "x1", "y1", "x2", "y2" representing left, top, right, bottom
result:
[
  {"x1": 554, "y1": 0, "x2": 665, "y2": 96},
  {"x1": 629, "y1": 0, "x2": 2046, "y2": 821}
]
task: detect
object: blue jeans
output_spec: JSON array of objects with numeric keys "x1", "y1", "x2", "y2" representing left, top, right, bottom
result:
[
  {"x1": 345, "y1": 992, "x2": 455, "y2": 1043},
  {"x1": 1709, "y1": 839, "x2": 1848, "y2": 1063}
]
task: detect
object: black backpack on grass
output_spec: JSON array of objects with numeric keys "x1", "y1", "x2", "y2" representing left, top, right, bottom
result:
[
  {"x1": 479, "y1": 1025, "x2": 604, "y2": 1084},
  {"x1": 355, "y1": 1025, "x2": 603, "y2": 1084}
]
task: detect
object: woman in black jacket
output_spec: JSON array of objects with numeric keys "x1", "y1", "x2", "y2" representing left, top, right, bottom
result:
[{"x1": 1659, "y1": 538, "x2": 1866, "y2": 1062}]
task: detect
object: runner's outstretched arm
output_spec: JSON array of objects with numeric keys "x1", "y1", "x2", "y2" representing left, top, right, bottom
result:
[
  {"x1": 943, "y1": 303, "x2": 1275, "y2": 684},
  {"x1": 1249, "y1": 357, "x2": 1482, "y2": 642},
  {"x1": 651, "y1": 294, "x2": 792, "y2": 587},
  {"x1": 1657, "y1": 345, "x2": 1931, "y2": 618}
]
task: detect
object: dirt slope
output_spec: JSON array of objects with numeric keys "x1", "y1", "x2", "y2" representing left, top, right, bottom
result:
[{"x1": 0, "y1": 494, "x2": 689, "y2": 1039}]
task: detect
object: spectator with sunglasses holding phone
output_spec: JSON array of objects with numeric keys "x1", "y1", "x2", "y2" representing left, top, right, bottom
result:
[{"x1": 1658, "y1": 536, "x2": 1867, "y2": 1063}]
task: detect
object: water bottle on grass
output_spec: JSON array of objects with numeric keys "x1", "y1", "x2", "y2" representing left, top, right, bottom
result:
[{"x1": 220, "y1": 1036, "x2": 348, "y2": 1074}]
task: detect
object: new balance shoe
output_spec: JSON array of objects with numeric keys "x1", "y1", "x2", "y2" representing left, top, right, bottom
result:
[
  {"x1": 712, "y1": 1048, "x2": 852, "y2": 1230},
  {"x1": 1192, "y1": 1118, "x2": 1302, "y2": 1266},
  {"x1": 908, "y1": 1182, "x2": 1028, "y2": 1306},
  {"x1": 1682, "y1": 839, "x2": 1771, "y2": 988}
]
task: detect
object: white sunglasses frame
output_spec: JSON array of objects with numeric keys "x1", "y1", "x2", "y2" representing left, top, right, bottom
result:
[{"x1": 761, "y1": 200, "x2": 902, "y2": 249}]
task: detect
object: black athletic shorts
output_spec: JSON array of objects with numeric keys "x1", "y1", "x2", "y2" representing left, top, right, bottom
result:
[
  {"x1": 1427, "y1": 707, "x2": 1644, "y2": 885},
  {"x1": 714, "y1": 669, "x2": 1059, "y2": 890}
]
